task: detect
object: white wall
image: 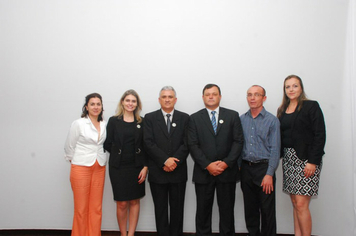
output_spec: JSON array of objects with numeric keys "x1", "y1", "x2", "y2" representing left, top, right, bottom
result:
[
  {"x1": 349, "y1": 1, "x2": 356, "y2": 236},
  {"x1": 0, "y1": 0, "x2": 354, "y2": 235}
]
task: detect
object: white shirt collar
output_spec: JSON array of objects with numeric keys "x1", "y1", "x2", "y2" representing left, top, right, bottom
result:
[
  {"x1": 161, "y1": 109, "x2": 175, "y2": 124},
  {"x1": 206, "y1": 106, "x2": 219, "y2": 115},
  {"x1": 161, "y1": 109, "x2": 175, "y2": 117}
]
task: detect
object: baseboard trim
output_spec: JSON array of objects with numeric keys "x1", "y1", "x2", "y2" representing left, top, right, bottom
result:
[{"x1": 0, "y1": 229, "x2": 295, "y2": 236}]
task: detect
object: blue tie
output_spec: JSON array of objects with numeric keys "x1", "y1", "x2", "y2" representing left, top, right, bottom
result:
[{"x1": 211, "y1": 111, "x2": 217, "y2": 134}]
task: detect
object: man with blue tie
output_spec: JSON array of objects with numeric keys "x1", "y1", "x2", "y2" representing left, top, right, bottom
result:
[
  {"x1": 144, "y1": 86, "x2": 190, "y2": 236},
  {"x1": 188, "y1": 84, "x2": 244, "y2": 236},
  {"x1": 239, "y1": 85, "x2": 280, "y2": 236}
]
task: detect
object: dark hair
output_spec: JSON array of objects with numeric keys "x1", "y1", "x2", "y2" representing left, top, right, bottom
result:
[
  {"x1": 277, "y1": 75, "x2": 308, "y2": 118},
  {"x1": 202, "y1": 84, "x2": 221, "y2": 95},
  {"x1": 81, "y1": 93, "x2": 104, "y2": 122}
]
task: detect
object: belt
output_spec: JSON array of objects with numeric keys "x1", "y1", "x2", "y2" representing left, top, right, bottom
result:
[{"x1": 243, "y1": 159, "x2": 269, "y2": 166}]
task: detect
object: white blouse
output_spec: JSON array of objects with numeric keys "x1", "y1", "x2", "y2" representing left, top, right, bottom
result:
[{"x1": 64, "y1": 117, "x2": 107, "y2": 166}]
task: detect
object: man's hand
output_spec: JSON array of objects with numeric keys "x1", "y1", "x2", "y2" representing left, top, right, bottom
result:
[
  {"x1": 216, "y1": 161, "x2": 228, "y2": 170},
  {"x1": 206, "y1": 161, "x2": 225, "y2": 176},
  {"x1": 261, "y1": 175, "x2": 274, "y2": 194},
  {"x1": 164, "y1": 157, "x2": 180, "y2": 172}
]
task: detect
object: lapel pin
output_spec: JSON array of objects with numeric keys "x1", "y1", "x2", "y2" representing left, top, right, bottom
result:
[
  {"x1": 219, "y1": 120, "x2": 224, "y2": 124},
  {"x1": 172, "y1": 123, "x2": 176, "y2": 127},
  {"x1": 137, "y1": 124, "x2": 141, "y2": 129}
]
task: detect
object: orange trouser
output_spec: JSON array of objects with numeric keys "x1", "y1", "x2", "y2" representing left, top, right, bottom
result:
[{"x1": 70, "y1": 160, "x2": 106, "y2": 236}]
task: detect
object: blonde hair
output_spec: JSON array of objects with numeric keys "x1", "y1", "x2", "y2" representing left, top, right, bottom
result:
[{"x1": 115, "y1": 89, "x2": 142, "y2": 123}]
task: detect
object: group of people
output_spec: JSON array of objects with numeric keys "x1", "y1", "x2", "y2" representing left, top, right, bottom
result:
[{"x1": 64, "y1": 74, "x2": 326, "y2": 236}]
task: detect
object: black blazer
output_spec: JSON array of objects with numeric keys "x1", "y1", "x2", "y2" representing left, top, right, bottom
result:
[
  {"x1": 188, "y1": 107, "x2": 244, "y2": 184},
  {"x1": 104, "y1": 116, "x2": 147, "y2": 168},
  {"x1": 279, "y1": 100, "x2": 326, "y2": 165},
  {"x1": 143, "y1": 109, "x2": 189, "y2": 183}
]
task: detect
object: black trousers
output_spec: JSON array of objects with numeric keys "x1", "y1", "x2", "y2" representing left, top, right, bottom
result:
[
  {"x1": 240, "y1": 161, "x2": 276, "y2": 236},
  {"x1": 195, "y1": 180, "x2": 236, "y2": 236},
  {"x1": 149, "y1": 182, "x2": 186, "y2": 236}
]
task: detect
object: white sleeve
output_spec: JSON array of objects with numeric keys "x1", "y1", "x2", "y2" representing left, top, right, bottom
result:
[{"x1": 64, "y1": 120, "x2": 80, "y2": 161}]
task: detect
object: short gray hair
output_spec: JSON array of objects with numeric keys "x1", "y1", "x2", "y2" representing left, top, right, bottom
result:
[{"x1": 159, "y1": 86, "x2": 176, "y2": 97}]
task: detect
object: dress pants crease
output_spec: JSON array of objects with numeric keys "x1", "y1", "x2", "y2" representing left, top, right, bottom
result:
[
  {"x1": 195, "y1": 181, "x2": 236, "y2": 236},
  {"x1": 150, "y1": 182, "x2": 186, "y2": 236},
  {"x1": 241, "y1": 162, "x2": 276, "y2": 236},
  {"x1": 70, "y1": 160, "x2": 106, "y2": 236}
]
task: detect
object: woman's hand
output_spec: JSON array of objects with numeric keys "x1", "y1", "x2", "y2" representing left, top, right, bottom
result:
[
  {"x1": 304, "y1": 163, "x2": 316, "y2": 178},
  {"x1": 138, "y1": 166, "x2": 148, "y2": 184}
]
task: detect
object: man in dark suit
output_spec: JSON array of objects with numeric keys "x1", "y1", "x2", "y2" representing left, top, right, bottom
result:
[
  {"x1": 144, "y1": 86, "x2": 190, "y2": 236},
  {"x1": 188, "y1": 84, "x2": 244, "y2": 236}
]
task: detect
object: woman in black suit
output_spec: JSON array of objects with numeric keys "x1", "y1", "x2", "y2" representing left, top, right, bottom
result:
[
  {"x1": 277, "y1": 75, "x2": 326, "y2": 236},
  {"x1": 104, "y1": 89, "x2": 148, "y2": 236}
]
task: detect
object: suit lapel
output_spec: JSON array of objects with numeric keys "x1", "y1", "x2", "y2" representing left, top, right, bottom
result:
[
  {"x1": 171, "y1": 111, "x2": 181, "y2": 136},
  {"x1": 157, "y1": 110, "x2": 170, "y2": 138},
  {"x1": 98, "y1": 120, "x2": 106, "y2": 143},
  {"x1": 135, "y1": 119, "x2": 142, "y2": 146},
  {"x1": 216, "y1": 107, "x2": 224, "y2": 134},
  {"x1": 290, "y1": 104, "x2": 301, "y2": 131},
  {"x1": 201, "y1": 109, "x2": 215, "y2": 135},
  {"x1": 116, "y1": 118, "x2": 125, "y2": 146}
]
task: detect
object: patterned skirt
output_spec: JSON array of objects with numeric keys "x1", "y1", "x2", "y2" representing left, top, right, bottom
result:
[{"x1": 282, "y1": 148, "x2": 322, "y2": 196}]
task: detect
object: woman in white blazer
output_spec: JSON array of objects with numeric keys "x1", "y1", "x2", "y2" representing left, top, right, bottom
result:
[{"x1": 64, "y1": 93, "x2": 107, "y2": 236}]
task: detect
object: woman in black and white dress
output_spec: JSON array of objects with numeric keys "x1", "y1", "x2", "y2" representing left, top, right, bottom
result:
[
  {"x1": 277, "y1": 75, "x2": 326, "y2": 236},
  {"x1": 104, "y1": 89, "x2": 148, "y2": 236}
]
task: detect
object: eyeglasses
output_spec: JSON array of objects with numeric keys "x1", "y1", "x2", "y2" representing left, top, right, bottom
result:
[{"x1": 247, "y1": 93, "x2": 265, "y2": 98}]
